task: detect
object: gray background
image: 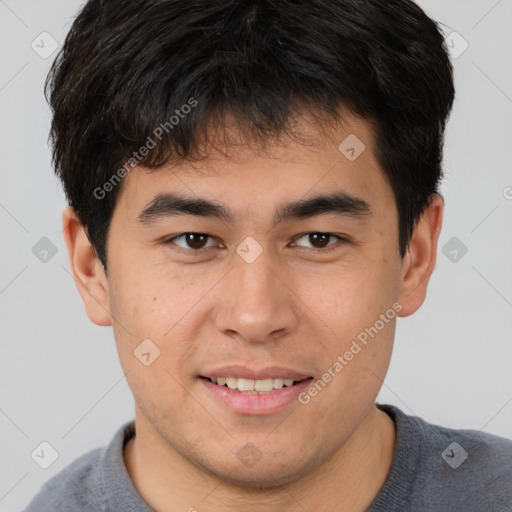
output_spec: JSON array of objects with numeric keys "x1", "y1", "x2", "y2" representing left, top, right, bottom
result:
[{"x1": 1, "y1": 0, "x2": 511, "y2": 510}]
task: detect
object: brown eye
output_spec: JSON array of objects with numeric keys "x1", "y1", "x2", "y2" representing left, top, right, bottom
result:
[
  {"x1": 183, "y1": 233, "x2": 209, "y2": 249},
  {"x1": 308, "y1": 233, "x2": 331, "y2": 248},
  {"x1": 167, "y1": 233, "x2": 216, "y2": 251},
  {"x1": 294, "y1": 232, "x2": 342, "y2": 250}
]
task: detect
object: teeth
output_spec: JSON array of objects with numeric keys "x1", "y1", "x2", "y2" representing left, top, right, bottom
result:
[
  {"x1": 254, "y1": 378, "x2": 273, "y2": 392},
  {"x1": 238, "y1": 378, "x2": 255, "y2": 391},
  {"x1": 209, "y1": 377, "x2": 299, "y2": 393},
  {"x1": 226, "y1": 377, "x2": 238, "y2": 390},
  {"x1": 273, "y1": 378, "x2": 284, "y2": 389}
]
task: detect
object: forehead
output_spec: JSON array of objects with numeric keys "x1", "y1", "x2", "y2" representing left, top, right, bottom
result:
[{"x1": 115, "y1": 109, "x2": 394, "y2": 223}]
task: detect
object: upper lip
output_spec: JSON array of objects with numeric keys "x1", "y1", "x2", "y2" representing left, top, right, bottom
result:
[{"x1": 201, "y1": 365, "x2": 312, "y2": 381}]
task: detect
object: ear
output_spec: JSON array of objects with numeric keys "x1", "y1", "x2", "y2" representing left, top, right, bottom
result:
[
  {"x1": 397, "y1": 193, "x2": 444, "y2": 317},
  {"x1": 62, "y1": 206, "x2": 112, "y2": 326}
]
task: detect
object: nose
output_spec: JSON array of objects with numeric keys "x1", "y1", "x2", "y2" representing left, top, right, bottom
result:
[{"x1": 213, "y1": 245, "x2": 299, "y2": 344}]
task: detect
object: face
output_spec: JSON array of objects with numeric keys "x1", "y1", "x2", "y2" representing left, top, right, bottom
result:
[{"x1": 86, "y1": 111, "x2": 413, "y2": 486}]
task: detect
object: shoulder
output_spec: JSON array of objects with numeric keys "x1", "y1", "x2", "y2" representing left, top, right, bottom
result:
[
  {"x1": 22, "y1": 421, "x2": 137, "y2": 512},
  {"x1": 23, "y1": 446, "x2": 104, "y2": 511},
  {"x1": 379, "y1": 404, "x2": 512, "y2": 511}
]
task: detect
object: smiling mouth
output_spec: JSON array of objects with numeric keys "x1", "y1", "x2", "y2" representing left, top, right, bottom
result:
[{"x1": 201, "y1": 376, "x2": 313, "y2": 393}]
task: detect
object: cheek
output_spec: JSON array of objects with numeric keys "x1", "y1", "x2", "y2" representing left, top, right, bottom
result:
[
  {"x1": 315, "y1": 258, "x2": 399, "y2": 329},
  {"x1": 108, "y1": 261, "x2": 187, "y2": 334},
  {"x1": 107, "y1": 270, "x2": 198, "y2": 415},
  {"x1": 303, "y1": 254, "x2": 399, "y2": 380},
  {"x1": 107, "y1": 264, "x2": 213, "y2": 374}
]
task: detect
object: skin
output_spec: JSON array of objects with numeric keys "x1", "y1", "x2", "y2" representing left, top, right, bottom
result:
[{"x1": 63, "y1": 110, "x2": 443, "y2": 511}]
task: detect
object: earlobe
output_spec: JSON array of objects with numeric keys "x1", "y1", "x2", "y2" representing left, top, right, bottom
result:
[
  {"x1": 62, "y1": 206, "x2": 112, "y2": 326},
  {"x1": 397, "y1": 194, "x2": 444, "y2": 317}
]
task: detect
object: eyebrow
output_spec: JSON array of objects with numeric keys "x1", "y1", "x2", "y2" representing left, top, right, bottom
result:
[{"x1": 137, "y1": 191, "x2": 372, "y2": 226}]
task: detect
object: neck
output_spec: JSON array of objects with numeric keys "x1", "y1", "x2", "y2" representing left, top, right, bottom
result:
[{"x1": 124, "y1": 405, "x2": 396, "y2": 512}]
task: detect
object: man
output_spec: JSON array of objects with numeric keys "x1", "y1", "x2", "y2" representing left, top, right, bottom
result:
[{"x1": 25, "y1": 0, "x2": 512, "y2": 510}]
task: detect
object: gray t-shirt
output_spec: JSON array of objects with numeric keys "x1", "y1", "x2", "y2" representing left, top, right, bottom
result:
[{"x1": 23, "y1": 404, "x2": 512, "y2": 511}]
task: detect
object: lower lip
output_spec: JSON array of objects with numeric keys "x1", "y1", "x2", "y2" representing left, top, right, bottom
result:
[{"x1": 199, "y1": 377, "x2": 314, "y2": 415}]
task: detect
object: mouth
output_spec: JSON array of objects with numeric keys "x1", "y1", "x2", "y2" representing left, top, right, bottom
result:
[
  {"x1": 200, "y1": 376, "x2": 312, "y2": 394},
  {"x1": 198, "y1": 374, "x2": 314, "y2": 415}
]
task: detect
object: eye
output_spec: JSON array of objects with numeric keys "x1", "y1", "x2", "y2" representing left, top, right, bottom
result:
[
  {"x1": 164, "y1": 231, "x2": 347, "y2": 254},
  {"x1": 166, "y1": 233, "x2": 219, "y2": 251},
  {"x1": 292, "y1": 232, "x2": 345, "y2": 250}
]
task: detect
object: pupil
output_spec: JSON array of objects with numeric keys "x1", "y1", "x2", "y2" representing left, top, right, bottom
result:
[
  {"x1": 187, "y1": 233, "x2": 207, "y2": 249},
  {"x1": 310, "y1": 233, "x2": 329, "y2": 248},
  {"x1": 184, "y1": 234, "x2": 331, "y2": 250}
]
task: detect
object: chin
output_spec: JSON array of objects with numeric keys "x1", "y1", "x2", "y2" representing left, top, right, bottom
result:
[
  {"x1": 186, "y1": 444, "x2": 326, "y2": 490},
  {"x1": 204, "y1": 462, "x2": 312, "y2": 489}
]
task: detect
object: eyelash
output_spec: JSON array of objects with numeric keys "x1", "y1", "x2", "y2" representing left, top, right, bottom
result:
[{"x1": 163, "y1": 232, "x2": 348, "y2": 255}]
